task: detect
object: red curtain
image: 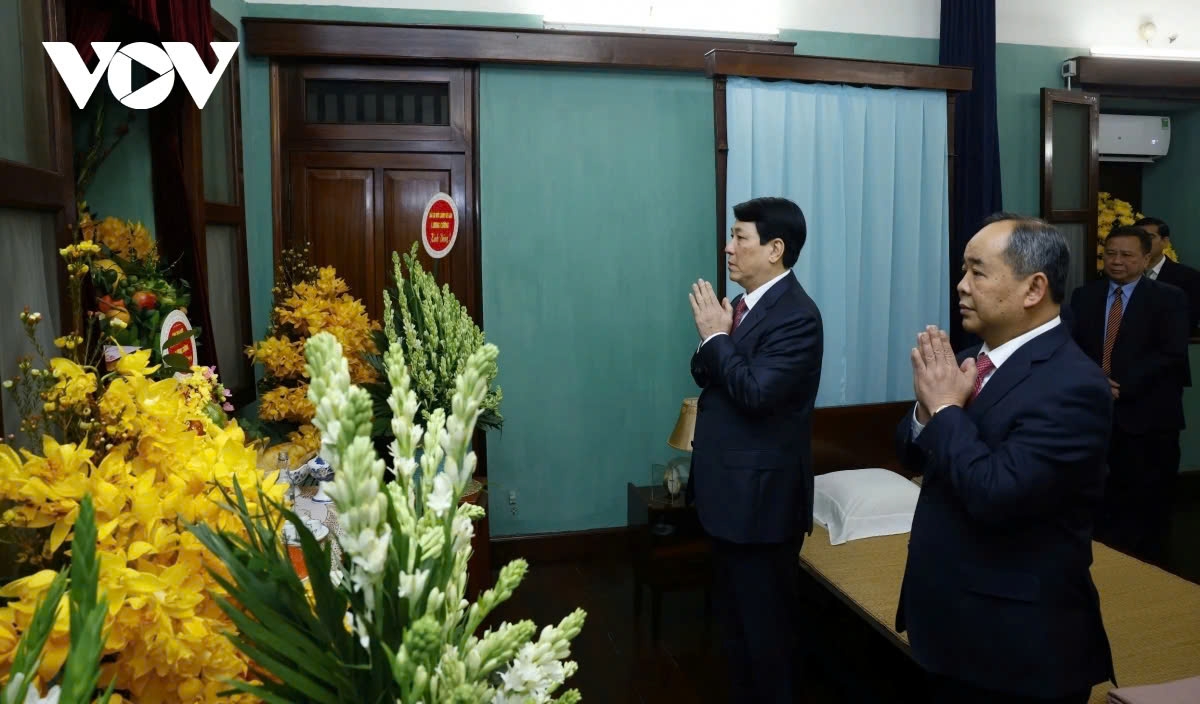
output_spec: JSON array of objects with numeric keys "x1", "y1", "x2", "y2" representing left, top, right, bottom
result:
[{"x1": 66, "y1": 0, "x2": 218, "y2": 368}]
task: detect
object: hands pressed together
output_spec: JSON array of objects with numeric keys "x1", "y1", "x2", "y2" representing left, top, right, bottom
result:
[
  {"x1": 911, "y1": 325, "x2": 976, "y2": 423},
  {"x1": 689, "y1": 279, "x2": 733, "y2": 341}
]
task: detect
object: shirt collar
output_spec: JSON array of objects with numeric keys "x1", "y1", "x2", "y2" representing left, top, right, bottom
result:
[
  {"x1": 742, "y1": 270, "x2": 792, "y2": 311},
  {"x1": 1151, "y1": 257, "x2": 1166, "y2": 278},
  {"x1": 1108, "y1": 277, "x2": 1141, "y2": 298},
  {"x1": 979, "y1": 316, "x2": 1061, "y2": 371}
]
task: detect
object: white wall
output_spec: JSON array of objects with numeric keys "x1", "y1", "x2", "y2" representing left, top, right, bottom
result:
[{"x1": 251, "y1": 0, "x2": 1200, "y2": 50}]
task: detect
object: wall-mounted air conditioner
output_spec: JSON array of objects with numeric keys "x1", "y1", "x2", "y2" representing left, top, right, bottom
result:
[{"x1": 1099, "y1": 114, "x2": 1171, "y2": 163}]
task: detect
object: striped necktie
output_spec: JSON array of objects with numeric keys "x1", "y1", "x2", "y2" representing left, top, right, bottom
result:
[
  {"x1": 732, "y1": 298, "x2": 749, "y2": 331},
  {"x1": 1102, "y1": 287, "x2": 1124, "y2": 376}
]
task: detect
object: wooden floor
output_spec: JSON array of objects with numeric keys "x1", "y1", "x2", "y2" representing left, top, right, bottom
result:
[
  {"x1": 487, "y1": 555, "x2": 834, "y2": 704},
  {"x1": 487, "y1": 478, "x2": 1200, "y2": 704}
]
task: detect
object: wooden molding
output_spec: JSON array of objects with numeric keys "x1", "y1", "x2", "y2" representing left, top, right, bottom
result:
[
  {"x1": 1074, "y1": 55, "x2": 1200, "y2": 98},
  {"x1": 242, "y1": 18, "x2": 795, "y2": 71},
  {"x1": 491, "y1": 526, "x2": 631, "y2": 566},
  {"x1": 705, "y1": 50, "x2": 973, "y2": 93}
]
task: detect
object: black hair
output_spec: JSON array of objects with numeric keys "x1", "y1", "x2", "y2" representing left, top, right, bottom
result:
[{"x1": 732, "y1": 197, "x2": 807, "y2": 268}]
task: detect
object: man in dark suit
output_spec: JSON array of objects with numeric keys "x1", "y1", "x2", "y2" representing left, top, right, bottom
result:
[
  {"x1": 896, "y1": 213, "x2": 1114, "y2": 704},
  {"x1": 1068, "y1": 225, "x2": 1190, "y2": 565},
  {"x1": 1133, "y1": 216, "x2": 1200, "y2": 332},
  {"x1": 686, "y1": 197, "x2": 823, "y2": 704}
]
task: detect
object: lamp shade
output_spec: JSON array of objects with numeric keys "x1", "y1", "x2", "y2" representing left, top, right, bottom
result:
[{"x1": 667, "y1": 397, "x2": 698, "y2": 451}]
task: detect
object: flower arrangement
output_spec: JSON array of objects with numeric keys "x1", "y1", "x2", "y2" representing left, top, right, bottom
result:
[
  {"x1": 0, "y1": 347, "x2": 285, "y2": 702},
  {"x1": 189, "y1": 332, "x2": 584, "y2": 704},
  {"x1": 73, "y1": 204, "x2": 196, "y2": 367},
  {"x1": 245, "y1": 246, "x2": 380, "y2": 454},
  {"x1": 367, "y1": 243, "x2": 502, "y2": 440},
  {"x1": 1097, "y1": 192, "x2": 1178, "y2": 271},
  {"x1": 1, "y1": 495, "x2": 115, "y2": 704}
]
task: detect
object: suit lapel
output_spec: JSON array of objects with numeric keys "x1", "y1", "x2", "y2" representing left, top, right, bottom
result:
[
  {"x1": 732, "y1": 274, "x2": 796, "y2": 344},
  {"x1": 1113, "y1": 278, "x2": 1150, "y2": 360},
  {"x1": 1088, "y1": 283, "x2": 1108, "y2": 354},
  {"x1": 968, "y1": 325, "x2": 1068, "y2": 419}
]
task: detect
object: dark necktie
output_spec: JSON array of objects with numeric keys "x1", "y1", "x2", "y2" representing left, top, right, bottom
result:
[
  {"x1": 732, "y1": 298, "x2": 749, "y2": 332},
  {"x1": 972, "y1": 352, "x2": 994, "y2": 401},
  {"x1": 1102, "y1": 287, "x2": 1123, "y2": 376}
]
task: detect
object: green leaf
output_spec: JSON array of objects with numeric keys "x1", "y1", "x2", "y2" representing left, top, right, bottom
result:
[
  {"x1": 163, "y1": 327, "x2": 199, "y2": 349},
  {"x1": 7, "y1": 569, "x2": 69, "y2": 704},
  {"x1": 162, "y1": 353, "x2": 191, "y2": 371}
]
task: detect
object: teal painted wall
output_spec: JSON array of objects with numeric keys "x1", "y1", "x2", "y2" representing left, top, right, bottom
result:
[
  {"x1": 74, "y1": 95, "x2": 157, "y2": 228},
  {"x1": 1143, "y1": 109, "x2": 1200, "y2": 264},
  {"x1": 1144, "y1": 109, "x2": 1200, "y2": 472},
  {"x1": 781, "y1": 29, "x2": 939, "y2": 65},
  {"x1": 479, "y1": 67, "x2": 714, "y2": 534},
  {"x1": 996, "y1": 43, "x2": 1087, "y2": 216}
]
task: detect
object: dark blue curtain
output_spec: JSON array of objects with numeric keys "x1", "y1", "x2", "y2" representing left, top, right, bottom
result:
[{"x1": 941, "y1": 0, "x2": 1002, "y2": 349}]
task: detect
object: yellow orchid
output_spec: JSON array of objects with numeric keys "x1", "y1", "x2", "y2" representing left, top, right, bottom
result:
[{"x1": 0, "y1": 361, "x2": 287, "y2": 702}]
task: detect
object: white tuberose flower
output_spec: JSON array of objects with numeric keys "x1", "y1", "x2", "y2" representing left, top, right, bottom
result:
[{"x1": 428, "y1": 472, "x2": 453, "y2": 518}]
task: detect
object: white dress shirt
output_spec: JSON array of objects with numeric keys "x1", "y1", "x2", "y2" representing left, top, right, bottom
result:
[
  {"x1": 700, "y1": 269, "x2": 794, "y2": 348},
  {"x1": 1148, "y1": 256, "x2": 1166, "y2": 280},
  {"x1": 910, "y1": 316, "x2": 1062, "y2": 437}
]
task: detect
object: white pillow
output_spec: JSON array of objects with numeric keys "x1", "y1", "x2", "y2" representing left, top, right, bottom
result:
[{"x1": 813, "y1": 468, "x2": 919, "y2": 545}]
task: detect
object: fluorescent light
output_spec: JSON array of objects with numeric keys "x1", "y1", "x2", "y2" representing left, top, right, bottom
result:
[
  {"x1": 541, "y1": 0, "x2": 779, "y2": 37},
  {"x1": 1090, "y1": 46, "x2": 1200, "y2": 61}
]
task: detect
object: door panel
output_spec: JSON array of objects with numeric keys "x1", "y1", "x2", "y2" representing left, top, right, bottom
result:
[
  {"x1": 286, "y1": 151, "x2": 477, "y2": 326},
  {"x1": 1041, "y1": 88, "x2": 1100, "y2": 287},
  {"x1": 290, "y1": 158, "x2": 378, "y2": 317}
]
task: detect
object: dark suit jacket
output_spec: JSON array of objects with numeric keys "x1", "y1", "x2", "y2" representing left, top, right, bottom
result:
[
  {"x1": 686, "y1": 274, "x2": 823, "y2": 544},
  {"x1": 1068, "y1": 276, "x2": 1190, "y2": 434},
  {"x1": 894, "y1": 324, "x2": 1114, "y2": 698},
  {"x1": 1156, "y1": 258, "x2": 1200, "y2": 332}
]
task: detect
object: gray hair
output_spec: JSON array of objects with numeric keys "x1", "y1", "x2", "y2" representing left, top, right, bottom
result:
[{"x1": 982, "y1": 212, "x2": 1070, "y2": 304}]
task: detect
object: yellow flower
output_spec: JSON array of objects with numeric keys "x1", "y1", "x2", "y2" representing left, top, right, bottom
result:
[{"x1": 0, "y1": 361, "x2": 286, "y2": 702}]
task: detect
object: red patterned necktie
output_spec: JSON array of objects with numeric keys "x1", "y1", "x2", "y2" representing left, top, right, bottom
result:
[
  {"x1": 1102, "y1": 287, "x2": 1123, "y2": 376},
  {"x1": 972, "y1": 352, "x2": 994, "y2": 401},
  {"x1": 732, "y1": 298, "x2": 749, "y2": 331}
]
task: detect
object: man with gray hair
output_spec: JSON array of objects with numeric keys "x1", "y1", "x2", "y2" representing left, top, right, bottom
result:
[{"x1": 894, "y1": 213, "x2": 1115, "y2": 703}]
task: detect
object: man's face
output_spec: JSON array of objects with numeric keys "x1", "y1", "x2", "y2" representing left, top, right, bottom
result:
[
  {"x1": 1103, "y1": 234, "x2": 1150, "y2": 284},
  {"x1": 1142, "y1": 223, "x2": 1167, "y2": 263},
  {"x1": 957, "y1": 222, "x2": 1026, "y2": 338},
  {"x1": 725, "y1": 221, "x2": 781, "y2": 289}
]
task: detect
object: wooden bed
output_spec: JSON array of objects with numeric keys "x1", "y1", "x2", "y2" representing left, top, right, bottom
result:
[{"x1": 807, "y1": 401, "x2": 1200, "y2": 703}]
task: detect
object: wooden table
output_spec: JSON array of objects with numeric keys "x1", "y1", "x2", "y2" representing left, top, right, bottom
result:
[{"x1": 626, "y1": 483, "x2": 712, "y2": 645}]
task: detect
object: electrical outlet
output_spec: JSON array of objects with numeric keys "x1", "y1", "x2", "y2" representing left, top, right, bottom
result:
[{"x1": 508, "y1": 490, "x2": 518, "y2": 516}]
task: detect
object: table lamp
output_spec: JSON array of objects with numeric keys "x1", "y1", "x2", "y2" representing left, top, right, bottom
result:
[
  {"x1": 668, "y1": 397, "x2": 697, "y2": 452},
  {"x1": 659, "y1": 397, "x2": 697, "y2": 504}
]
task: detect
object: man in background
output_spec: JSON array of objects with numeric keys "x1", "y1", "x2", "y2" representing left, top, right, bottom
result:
[
  {"x1": 686, "y1": 197, "x2": 823, "y2": 703},
  {"x1": 1069, "y1": 225, "x2": 1190, "y2": 565},
  {"x1": 896, "y1": 213, "x2": 1113, "y2": 704},
  {"x1": 1134, "y1": 216, "x2": 1200, "y2": 332}
]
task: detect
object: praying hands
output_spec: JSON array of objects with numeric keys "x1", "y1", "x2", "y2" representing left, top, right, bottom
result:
[{"x1": 911, "y1": 325, "x2": 976, "y2": 422}]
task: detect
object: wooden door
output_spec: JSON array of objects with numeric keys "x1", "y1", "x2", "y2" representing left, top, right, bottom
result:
[
  {"x1": 287, "y1": 151, "x2": 478, "y2": 324},
  {"x1": 1041, "y1": 88, "x2": 1101, "y2": 294}
]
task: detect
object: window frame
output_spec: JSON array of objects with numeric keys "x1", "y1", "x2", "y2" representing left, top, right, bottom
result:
[
  {"x1": 0, "y1": 0, "x2": 75, "y2": 433},
  {"x1": 185, "y1": 8, "x2": 255, "y2": 406}
]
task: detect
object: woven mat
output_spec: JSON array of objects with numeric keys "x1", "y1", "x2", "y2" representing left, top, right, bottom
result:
[{"x1": 799, "y1": 525, "x2": 1200, "y2": 703}]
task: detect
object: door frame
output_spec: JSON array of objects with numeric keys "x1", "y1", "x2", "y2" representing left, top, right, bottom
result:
[
  {"x1": 272, "y1": 62, "x2": 486, "y2": 475},
  {"x1": 1040, "y1": 87, "x2": 1101, "y2": 283},
  {"x1": 272, "y1": 63, "x2": 481, "y2": 324}
]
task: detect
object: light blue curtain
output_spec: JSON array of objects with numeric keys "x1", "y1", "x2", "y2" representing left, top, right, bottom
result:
[{"x1": 725, "y1": 78, "x2": 950, "y2": 407}]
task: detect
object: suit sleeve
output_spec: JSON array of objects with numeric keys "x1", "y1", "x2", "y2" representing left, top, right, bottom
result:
[
  {"x1": 895, "y1": 409, "x2": 929, "y2": 475},
  {"x1": 690, "y1": 348, "x2": 710, "y2": 389},
  {"x1": 697, "y1": 308, "x2": 821, "y2": 415},
  {"x1": 1067, "y1": 287, "x2": 1086, "y2": 346},
  {"x1": 1117, "y1": 285, "x2": 1189, "y2": 400},
  {"x1": 914, "y1": 378, "x2": 1112, "y2": 525}
]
